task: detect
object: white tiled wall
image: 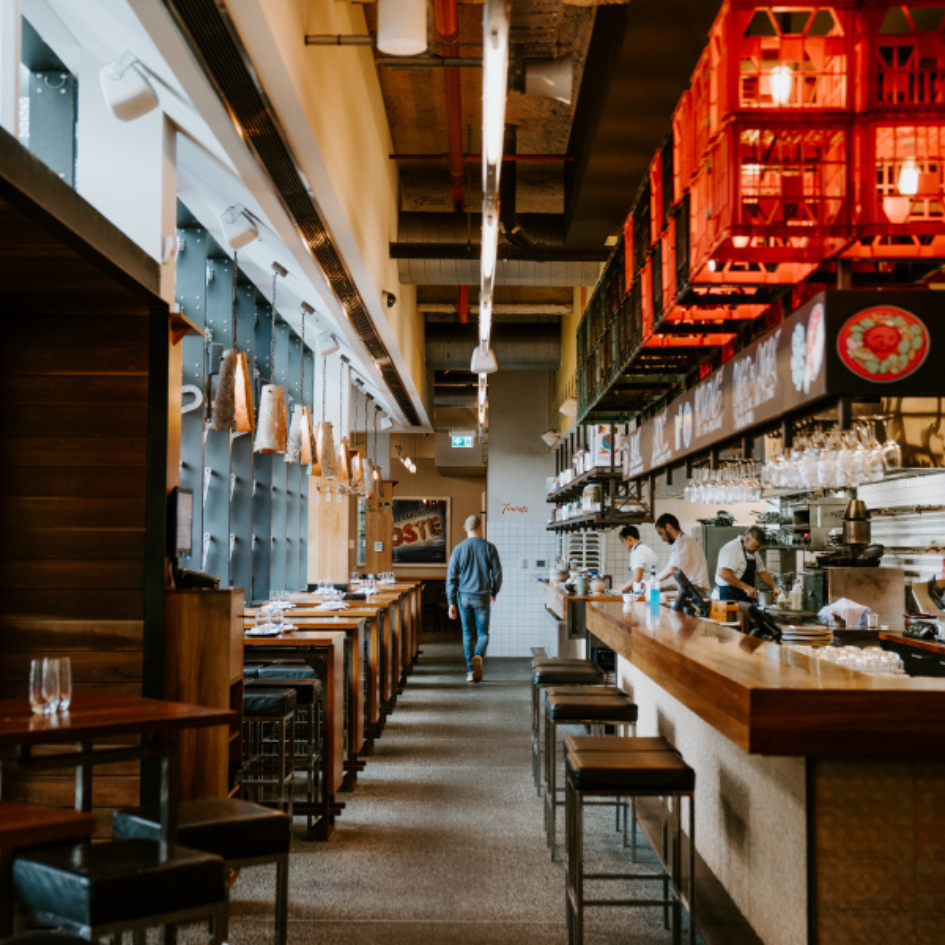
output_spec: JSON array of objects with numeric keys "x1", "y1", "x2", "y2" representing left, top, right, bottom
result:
[
  {"x1": 857, "y1": 472, "x2": 945, "y2": 578},
  {"x1": 487, "y1": 520, "x2": 558, "y2": 656}
]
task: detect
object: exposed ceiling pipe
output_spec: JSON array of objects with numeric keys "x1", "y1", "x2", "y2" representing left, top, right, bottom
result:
[
  {"x1": 389, "y1": 153, "x2": 571, "y2": 163},
  {"x1": 434, "y1": 0, "x2": 466, "y2": 212},
  {"x1": 426, "y1": 323, "x2": 560, "y2": 371}
]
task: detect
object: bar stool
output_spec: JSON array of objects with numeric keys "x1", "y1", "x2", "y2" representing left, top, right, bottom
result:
[
  {"x1": 544, "y1": 688, "x2": 638, "y2": 859},
  {"x1": 246, "y1": 676, "x2": 323, "y2": 831},
  {"x1": 565, "y1": 739, "x2": 696, "y2": 945},
  {"x1": 11, "y1": 840, "x2": 226, "y2": 944},
  {"x1": 113, "y1": 798, "x2": 291, "y2": 945},
  {"x1": 531, "y1": 658, "x2": 606, "y2": 793},
  {"x1": 242, "y1": 688, "x2": 297, "y2": 816}
]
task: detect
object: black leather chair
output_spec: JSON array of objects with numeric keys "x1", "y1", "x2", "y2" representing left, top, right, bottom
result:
[
  {"x1": 11, "y1": 839, "x2": 226, "y2": 944},
  {"x1": 242, "y1": 688, "x2": 297, "y2": 816},
  {"x1": 113, "y1": 798, "x2": 291, "y2": 945}
]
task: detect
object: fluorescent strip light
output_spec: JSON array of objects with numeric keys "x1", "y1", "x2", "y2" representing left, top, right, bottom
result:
[
  {"x1": 482, "y1": 0, "x2": 510, "y2": 173},
  {"x1": 478, "y1": 297, "x2": 493, "y2": 347},
  {"x1": 481, "y1": 211, "x2": 499, "y2": 283}
]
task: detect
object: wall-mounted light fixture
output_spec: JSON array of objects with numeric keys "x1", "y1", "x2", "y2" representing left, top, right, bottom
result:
[
  {"x1": 377, "y1": 0, "x2": 427, "y2": 56},
  {"x1": 219, "y1": 206, "x2": 259, "y2": 250},
  {"x1": 541, "y1": 429, "x2": 560, "y2": 448},
  {"x1": 316, "y1": 330, "x2": 339, "y2": 357},
  {"x1": 100, "y1": 52, "x2": 159, "y2": 121}
]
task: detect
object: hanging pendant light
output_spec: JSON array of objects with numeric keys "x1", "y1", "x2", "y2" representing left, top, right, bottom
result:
[
  {"x1": 372, "y1": 402, "x2": 386, "y2": 499},
  {"x1": 350, "y1": 381, "x2": 363, "y2": 488},
  {"x1": 212, "y1": 253, "x2": 256, "y2": 433},
  {"x1": 316, "y1": 353, "x2": 338, "y2": 478},
  {"x1": 255, "y1": 262, "x2": 288, "y2": 454},
  {"x1": 287, "y1": 304, "x2": 316, "y2": 465},
  {"x1": 337, "y1": 356, "x2": 352, "y2": 483}
]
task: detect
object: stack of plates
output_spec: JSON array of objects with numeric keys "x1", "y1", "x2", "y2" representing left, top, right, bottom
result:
[{"x1": 781, "y1": 625, "x2": 832, "y2": 647}]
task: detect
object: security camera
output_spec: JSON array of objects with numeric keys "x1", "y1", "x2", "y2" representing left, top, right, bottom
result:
[{"x1": 384, "y1": 291, "x2": 397, "y2": 309}]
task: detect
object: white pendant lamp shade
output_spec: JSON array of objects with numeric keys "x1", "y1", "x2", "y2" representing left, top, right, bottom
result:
[
  {"x1": 255, "y1": 384, "x2": 287, "y2": 453},
  {"x1": 351, "y1": 451, "x2": 363, "y2": 487},
  {"x1": 316, "y1": 421, "x2": 337, "y2": 478},
  {"x1": 377, "y1": 0, "x2": 428, "y2": 56},
  {"x1": 100, "y1": 53, "x2": 159, "y2": 122},
  {"x1": 360, "y1": 458, "x2": 374, "y2": 494}
]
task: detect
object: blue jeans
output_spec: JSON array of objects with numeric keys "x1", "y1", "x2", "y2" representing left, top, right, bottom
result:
[{"x1": 458, "y1": 594, "x2": 491, "y2": 670}]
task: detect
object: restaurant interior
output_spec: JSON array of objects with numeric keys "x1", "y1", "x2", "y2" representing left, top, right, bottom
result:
[{"x1": 2, "y1": 2, "x2": 945, "y2": 944}]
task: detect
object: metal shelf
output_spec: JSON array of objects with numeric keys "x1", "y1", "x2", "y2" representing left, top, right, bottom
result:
[
  {"x1": 546, "y1": 466, "x2": 624, "y2": 503},
  {"x1": 547, "y1": 510, "x2": 649, "y2": 533}
]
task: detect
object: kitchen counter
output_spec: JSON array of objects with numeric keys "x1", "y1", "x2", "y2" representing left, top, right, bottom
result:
[
  {"x1": 587, "y1": 600, "x2": 945, "y2": 757},
  {"x1": 879, "y1": 629, "x2": 945, "y2": 656},
  {"x1": 533, "y1": 578, "x2": 621, "y2": 618}
]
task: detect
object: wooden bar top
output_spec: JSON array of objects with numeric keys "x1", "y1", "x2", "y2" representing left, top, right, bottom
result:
[
  {"x1": 879, "y1": 630, "x2": 945, "y2": 657},
  {"x1": 0, "y1": 800, "x2": 95, "y2": 849},
  {"x1": 582, "y1": 597, "x2": 945, "y2": 758},
  {"x1": 533, "y1": 578, "x2": 622, "y2": 618}
]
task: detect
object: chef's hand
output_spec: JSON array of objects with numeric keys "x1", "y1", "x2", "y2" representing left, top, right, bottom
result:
[
  {"x1": 743, "y1": 585, "x2": 758, "y2": 599},
  {"x1": 448, "y1": 604, "x2": 457, "y2": 620}
]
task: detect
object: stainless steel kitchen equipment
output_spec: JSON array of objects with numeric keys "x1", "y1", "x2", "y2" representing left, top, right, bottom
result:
[{"x1": 842, "y1": 499, "x2": 872, "y2": 546}]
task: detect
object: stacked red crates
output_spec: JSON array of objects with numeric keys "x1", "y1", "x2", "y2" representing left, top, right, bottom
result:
[
  {"x1": 682, "y1": 1, "x2": 857, "y2": 285},
  {"x1": 845, "y1": 1, "x2": 945, "y2": 259}
]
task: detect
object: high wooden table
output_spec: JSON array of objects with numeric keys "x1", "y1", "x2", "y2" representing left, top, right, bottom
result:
[{"x1": 243, "y1": 629, "x2": 346, "y2": 840}]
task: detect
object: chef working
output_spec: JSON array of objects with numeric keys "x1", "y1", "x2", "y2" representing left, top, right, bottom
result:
[
  {"x1": 616, "y1": 525, "x2": 659, "y2": 593},
  {"x1": 715, "y1": 525, "x2": 778, "y2": 602}
]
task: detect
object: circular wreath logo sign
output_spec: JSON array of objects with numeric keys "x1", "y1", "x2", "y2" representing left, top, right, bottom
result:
[{"x1": 837, "y1": 306, "x2": 930, "y2": 383}]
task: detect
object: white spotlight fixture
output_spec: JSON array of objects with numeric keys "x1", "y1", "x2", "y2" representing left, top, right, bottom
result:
[
  {"x1": 100, "y1": 52, "x2": 159, "y2": 122},
  {"x1": 377, "y1": 0, "x2": 428, "y2": 56},
  {"x1": 541, "y1": 429, "x2": 560, "y2": 449},
  {"x1": 380, "y1": 415, "x2": 395, "y2": 431},
  {"x1": 524, "y1": 56, "x2": 573, "y2": 105},
  {"x1": 316, "y1": 331, "x2": 340, "y2": 357},
  {"x1": 219, "y1": 206, "x2": 259, "y2": 250},
  {"x1": 470, "y1": 346, "x2": 498, "y2": 374}
]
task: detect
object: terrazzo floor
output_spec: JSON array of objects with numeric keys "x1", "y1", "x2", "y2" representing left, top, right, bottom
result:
[{"x1": 227, "y1": 635, "x2": 698, "y2": 944}]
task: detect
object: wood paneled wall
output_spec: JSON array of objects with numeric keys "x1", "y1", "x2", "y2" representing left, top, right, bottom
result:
[{"x1": 0, "y1": 187, "x2": 166, "y2": 829}]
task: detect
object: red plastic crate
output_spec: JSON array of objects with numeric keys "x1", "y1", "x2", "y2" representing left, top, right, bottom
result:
[
  {"x1": 659, "y1": 217, "x2": 677, "y2": 319},
  {"x1": 856, "y1": 2, "x2": 945, "y2": 112},
  {"x1": 623, "y1": 210, "x2": 634, "y2": 295},
  {"x1": 712, "y1": 1, "x2": 855, "y2": 119},
  {"x1": 672, "y1": 92, "x2": 698, "y2": 203},
  {"x1": 688, "y1": 118, "x2": 853, "y2": 282},
  {"x1": 649, "y1": 149, "x2": 665, "y2": 246},
  {"x1": 844, "y1": 118, "x2": 945, "y2": 257}
]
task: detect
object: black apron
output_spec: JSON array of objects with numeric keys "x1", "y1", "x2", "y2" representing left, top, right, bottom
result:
[{"x1": 717, "y1": 541, "x2": 756, "y2": 602}]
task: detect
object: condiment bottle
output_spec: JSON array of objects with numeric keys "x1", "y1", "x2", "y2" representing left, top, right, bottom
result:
[{"x1": 790, "y1": 578, "x2": 804, "y2": 611}]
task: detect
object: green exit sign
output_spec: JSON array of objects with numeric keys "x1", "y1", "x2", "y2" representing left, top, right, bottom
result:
[{"x1": 451, "y1": 435, "x2": 474, "y2": 448}]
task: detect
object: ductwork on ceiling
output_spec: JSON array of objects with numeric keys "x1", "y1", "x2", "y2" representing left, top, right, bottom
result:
[
  {"x1": 426, "y1": 322, "x2": 560, "y2": 372},
  {"x1": 395, "y1": 213, "x2": 605, "y2": 286}
]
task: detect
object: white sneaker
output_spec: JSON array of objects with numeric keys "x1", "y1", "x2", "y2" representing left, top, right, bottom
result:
[
  {"x1": 472, "y1": 655, "x2": 483, "y2": 682},
  {"x1": 466, "y1": 671, "x2": 475, "y2": 682}
]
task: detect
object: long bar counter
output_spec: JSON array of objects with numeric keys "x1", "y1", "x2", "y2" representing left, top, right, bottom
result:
[{"x1": 534, "y1": 579, "x2": 945, "y2": 945}]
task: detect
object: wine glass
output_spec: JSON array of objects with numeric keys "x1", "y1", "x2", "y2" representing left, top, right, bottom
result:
[{"x1": 30, "y1": 660, "x2": 48, "y2": 715}]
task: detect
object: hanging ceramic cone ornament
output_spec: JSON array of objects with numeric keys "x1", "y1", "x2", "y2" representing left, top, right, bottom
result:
[
  {"x1": 360, "y1": 458, "x2": 374, "y2": 495},
  {"x1": 374, "y1": 466, "x2": 385, "y2": 499},
  {"x1": 255, "y1": 384, "x2": 287, "y2": 453},
  {"x1": 351, "y1": 451, "x2": 362, "y2": 488},
  {"x1": 211, "y1": 349, "x2": 238, "y2": 431},
  {"x1": 233, "y1": 350, "x2": 255, "y2": 433},
  {"x1": 316, "y1": 421, "x2": 337, "y2": 478},
  {"x1": 303, "y1": 407, "x2": 316, "y2": 466}
]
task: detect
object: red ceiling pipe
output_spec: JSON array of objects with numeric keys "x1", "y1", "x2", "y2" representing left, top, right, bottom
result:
[
  {"x1": 434, "y1": 0, "x2": 465, "y2": 211},
  {"x1": 389, "y1": 153, "x2": 573, "y2": 163},
  {"x1": 458, "y1": 285, "x2": 469, "y2": 324}
]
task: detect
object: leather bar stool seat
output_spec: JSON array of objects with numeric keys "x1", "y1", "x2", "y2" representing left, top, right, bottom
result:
[
  {"x1": 564, "y1": 738, "x2": 696, "y2": 945},
  {"x1": 243, "y1": 687, "x2": 297, "y2": 717},
  {"x1": 543, "y1": 690, "x2": 638, "y2": 859},
  {"x1": 0, "y1": 932, "x2": 88, "y2": 945},
  {"x1": 246, "y1": 676, "x2": 323, "y2": 704},
  {"x1": 113, "y1": 799, "x2": 291, "y2": 945},
  {"x1": 530, "y1": 659, "x2": 606, "y2": 794},
  {"x1": 11, "y1": 839, "x2": 225, "y2": 941},
  {"x1": 257, "y1": 664, "x2": 318, "y2": 680}
]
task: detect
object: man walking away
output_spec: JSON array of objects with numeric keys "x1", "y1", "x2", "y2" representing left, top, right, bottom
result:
[{"x1": 447, "y1": 515, "x2": 503, "y2": 682}]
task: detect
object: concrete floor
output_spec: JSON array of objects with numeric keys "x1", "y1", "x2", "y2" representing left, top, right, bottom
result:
[{"x1": 227, "y1": 636, "x2": 698, "y2": 944}]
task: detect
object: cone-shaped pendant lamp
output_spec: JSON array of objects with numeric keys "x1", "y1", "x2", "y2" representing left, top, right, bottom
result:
[
  {"x1": 212, "y1": 254, "x2": 256, "y2": 433},
  {"x1": 287, "y1": 304, "x2": 316, "y2": 465},
  {"x1": 372, "y1": 403, "x2": 386, "y2": 498},
  {"x1": 211, "y1": 348, "x2": 238, "y2": 432},
  {"x1": 255, "y1": 262, "x2": 288, "y2": 454},
  {"x1": 315, "y1": 353, "x2": 337, "y2": 477},
  {"x1": 338, "y1": 436, "x2": 351, "y2": 482},
  {"x1": 360, "y1": 458, "x2": 374, "y2": 496}
]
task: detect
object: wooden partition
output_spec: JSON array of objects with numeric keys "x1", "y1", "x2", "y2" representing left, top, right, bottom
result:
[{"x1": 0, "y1": 132, "x2": 167, "y2": 826}]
